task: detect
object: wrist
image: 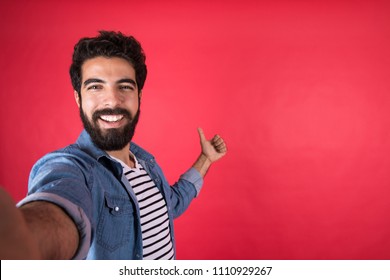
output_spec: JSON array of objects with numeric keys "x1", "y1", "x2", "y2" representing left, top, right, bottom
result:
[{"x1": 192, "y1": 153, "x2": 212, "y2": 178}]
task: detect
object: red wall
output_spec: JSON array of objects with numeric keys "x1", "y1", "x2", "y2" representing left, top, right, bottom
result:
[{"x1": 1, "y1": 0, "x2": 390, "y2": 259}]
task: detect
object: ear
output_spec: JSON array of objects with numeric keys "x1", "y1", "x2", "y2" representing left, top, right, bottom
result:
[
  {"x1": 74, "y1": 90, "x2": 81, "y2": 108},
  {"x1": 138, "y1": 90, "x2": 143, "y2": 101}
]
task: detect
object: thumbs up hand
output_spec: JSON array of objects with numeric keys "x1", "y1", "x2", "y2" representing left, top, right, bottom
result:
[{"x1": 197, "y1": 127, "x2": 227, "y2": 163}]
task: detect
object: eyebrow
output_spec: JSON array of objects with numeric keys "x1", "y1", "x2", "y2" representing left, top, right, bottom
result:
[
  {"x1": 83, "y1": 78, "x2": 105, "y2": 87},
  {"x1": 83, "y1": 78, "x2": 137, "y2": 87},
  {"x1": 117, "y1": 78, "x2": 137, "y2": 86}
]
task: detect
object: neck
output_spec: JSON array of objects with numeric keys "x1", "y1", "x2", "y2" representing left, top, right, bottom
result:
[{"x1": 106, "y1": 143, "x2": 135, "y2": 168}]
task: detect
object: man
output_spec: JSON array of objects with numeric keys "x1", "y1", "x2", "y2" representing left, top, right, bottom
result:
[{"x1": 1, "y1": 31, "x2": 227, "y2": 259}]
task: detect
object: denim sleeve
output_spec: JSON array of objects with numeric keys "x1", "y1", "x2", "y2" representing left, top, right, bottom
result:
[
  {"x1": 179, "y1": 167, "x2": 204, "y2": 196},
  {"x1": 17, "y1": 153, "x2": 93, "y2": 260},
  {"x1": 165, "y1": 167, "x2": 204, "y2": 218}
]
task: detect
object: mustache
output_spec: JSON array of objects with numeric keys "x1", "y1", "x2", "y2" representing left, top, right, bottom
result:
[{"x1": 92, "y1": 107, "x2": 132, "y2": 122}]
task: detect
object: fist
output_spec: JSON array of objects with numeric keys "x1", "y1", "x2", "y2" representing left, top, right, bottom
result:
[{"x1": 197, "y1": 127, "x2": 227, "y2": 163}]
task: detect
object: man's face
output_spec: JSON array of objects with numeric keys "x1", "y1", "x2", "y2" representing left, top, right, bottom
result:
[{"x1": 75, "y1": 56, "x2": 141, "y2": 151}]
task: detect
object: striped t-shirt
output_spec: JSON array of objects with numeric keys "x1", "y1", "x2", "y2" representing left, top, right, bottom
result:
[{"x1": 111, "y1": 154, "x2": 174, "y2": 260}]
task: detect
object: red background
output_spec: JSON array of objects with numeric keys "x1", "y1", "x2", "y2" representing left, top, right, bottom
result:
[{"x1": 1, "y1": 0, "x2": 390, "y2": 259}]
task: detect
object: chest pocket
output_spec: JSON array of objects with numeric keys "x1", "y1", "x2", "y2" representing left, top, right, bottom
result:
[{"x1": 96, "y1": 193, "x2": 136, "y2": 252}]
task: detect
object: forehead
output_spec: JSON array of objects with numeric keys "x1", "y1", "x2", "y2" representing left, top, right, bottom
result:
[{"x1": 81, "y1": 56, "x2": 136, "y2": 81}]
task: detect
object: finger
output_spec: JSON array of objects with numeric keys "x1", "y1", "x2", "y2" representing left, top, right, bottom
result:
[
  {"x1": 197, "y1": 127, "x2": 207, "y2": 142},
  {"x1": 212, "y1": 137, "x2": 224, "y2": 146},
  {"x1": 214, "y1": 143, "x2": 227, "y2": 153},
  {"x1": 213, "y1": 137, "x2": 226, "y2": 147},
  {"x1": 216, "y1": 145, "x2": 227, "y2": 153},
  {"x1": 214, "y1": 141, "x2": 226, "y2": 148}
]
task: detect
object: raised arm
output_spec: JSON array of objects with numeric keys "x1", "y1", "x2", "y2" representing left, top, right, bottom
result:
[
  {"x1": 0, "y1": 188, "x2": 40, "y2": 259},
  {"x1": 0, "y1": 188, "x2": 79, "y2": 259},
  {"x1": 20, "y1": 201, "x2": 79, "y2": 259}
]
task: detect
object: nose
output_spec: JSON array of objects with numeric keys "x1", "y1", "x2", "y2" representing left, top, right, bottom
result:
[{"x1": 103, "y1": 87, "x2": 123, "y2": 107}]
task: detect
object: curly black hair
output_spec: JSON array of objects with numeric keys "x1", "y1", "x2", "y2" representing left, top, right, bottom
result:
[{"x1": 69, "y1": 31, "x2": 147, "y2": 95}]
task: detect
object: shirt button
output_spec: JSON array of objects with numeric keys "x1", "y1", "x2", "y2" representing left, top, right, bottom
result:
[{"x1": 114, "y1": 206, "x2": 120, "y2": 212}]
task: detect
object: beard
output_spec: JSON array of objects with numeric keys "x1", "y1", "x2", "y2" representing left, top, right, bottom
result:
[{"x1": 79, "y1": 105, "x2": 140, "y2": 151}]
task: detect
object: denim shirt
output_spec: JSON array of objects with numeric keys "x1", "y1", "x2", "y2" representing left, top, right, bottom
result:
[{"x1": 17, "y1": 130, "x2": 203, "y2": 259}]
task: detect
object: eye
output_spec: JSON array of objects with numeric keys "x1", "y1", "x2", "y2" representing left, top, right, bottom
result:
[
  {"x1": 87, "y1": 84, "x2": 102, "y2": 91},
  {"x1": 119, "y1": 85, "x2": 135, "y2": 91}
]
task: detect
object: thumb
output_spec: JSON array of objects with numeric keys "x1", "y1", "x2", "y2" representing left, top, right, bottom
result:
[{"x1": 197, "y1": 127, "x2": 207, "y2": 142}]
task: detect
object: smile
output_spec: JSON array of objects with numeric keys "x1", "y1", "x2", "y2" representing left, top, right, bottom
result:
[{"x1": 99, "y1": 115, "x2": 124, "y2": 123}]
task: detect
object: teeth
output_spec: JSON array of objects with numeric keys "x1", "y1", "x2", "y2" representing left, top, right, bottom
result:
[{"x1": 100, "y1": 115, "x2": 124, "y2": 122}]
